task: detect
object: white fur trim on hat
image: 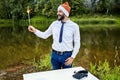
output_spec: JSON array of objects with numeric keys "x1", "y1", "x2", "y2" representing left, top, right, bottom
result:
[{"x1": 58, "y1": 5, "x2": 69, "y2": 17}]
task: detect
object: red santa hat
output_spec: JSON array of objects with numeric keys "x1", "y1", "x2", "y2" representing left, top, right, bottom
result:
[{"x1": 58, "y1": 2, "x2": 71, "y2": 17}]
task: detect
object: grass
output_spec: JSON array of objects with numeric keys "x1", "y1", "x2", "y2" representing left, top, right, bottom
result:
[
  {"x1": 33, "y1": 54, "x2": 52, "y2": 71},
  {"x1": 0, "y1": 15, "x2": 120, "y2": 29},
  {"x1": 31, "y1": 15, "x2": 120, "y2": 29},
  {"x1": 32, "y1": 54, "x2": 120, "y2": 80},
  {"x1": 0, "y1": 19, "x2": 13, "y2": 27},
  {"x1": 71, "y1": 15, "x2": 120, "y2": 28},
  {"x1": 90, "y1": 60, "x2": 120, "y2": 80}
]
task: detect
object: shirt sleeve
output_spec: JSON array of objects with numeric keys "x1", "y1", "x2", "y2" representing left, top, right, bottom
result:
[
  {"x1": 71, "y1": 24, "x2": 80, "y2": 58},
  {"x1": 34, "y1": 22, "x2": 53, "y2": 39}
]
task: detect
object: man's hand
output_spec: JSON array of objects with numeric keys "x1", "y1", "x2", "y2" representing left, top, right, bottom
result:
[
  {"x1": 65, "y1": 57, "x2": 74, "y2": 66},
  {"x1": 28, "y1": 25, "x2": 36, "y2": 33}
]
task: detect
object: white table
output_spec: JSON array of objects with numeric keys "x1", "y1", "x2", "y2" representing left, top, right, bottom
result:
[{"x1": 23, "y1": 67, "x2": 99, "y2": 80}]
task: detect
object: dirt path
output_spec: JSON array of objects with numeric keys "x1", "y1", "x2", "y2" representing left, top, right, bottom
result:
[{"x1": 0, "y1": 64, "x2": 36, "y2": 80}]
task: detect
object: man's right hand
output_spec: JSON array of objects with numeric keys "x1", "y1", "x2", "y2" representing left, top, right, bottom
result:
[{"x1": 28, "y1": 25, "x2": 36, "y2": 33}]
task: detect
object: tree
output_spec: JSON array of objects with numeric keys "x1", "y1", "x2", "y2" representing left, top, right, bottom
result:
[
  {"x1": 35, "y1": 0, "x2": 61, "y2": 17},
  {"x1": 0, "y1": 0, "x2": 11, "y2": 19},
  {"x1": 110, "y1": 0, "x2": 120, "y2": 14},
  {"x1": 0, "y1": 0, "x2": 35, "y2": 19},
  {"x1": 95, "y1": 0, "x2": 107, "y2": 13},
  {"x1": 0, "y1": 0, "x2": 119, "y2": 19}
]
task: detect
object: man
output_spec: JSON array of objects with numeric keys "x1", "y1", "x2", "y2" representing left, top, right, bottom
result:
[{"x1": 28, "y1": 2, "x2": 80, "y2": 70}]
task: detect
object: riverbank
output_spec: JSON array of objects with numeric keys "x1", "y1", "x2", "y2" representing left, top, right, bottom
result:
[
  {"x1": 0, "y1": 54, "x2": 120, "y2": 80},
  {"x1": 31, "y1": 15, "x2": 120, "y2": 29},
  {"x1": 0, "y1": 15, "x2": 120, "y2": 28}
]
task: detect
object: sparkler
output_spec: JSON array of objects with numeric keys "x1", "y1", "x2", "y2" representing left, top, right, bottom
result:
[{"x1": 27, "y1": 7, "x2": 31, "y2": 25}]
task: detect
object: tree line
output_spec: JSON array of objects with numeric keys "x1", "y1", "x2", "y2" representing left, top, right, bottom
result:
[{"x1": 0, "y1": 0, "x2": 120, "y2": 19}]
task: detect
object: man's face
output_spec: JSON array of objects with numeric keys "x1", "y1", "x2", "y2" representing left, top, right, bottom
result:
[{"x1": 57, "y1": 10, "x2": 65, "y2": 21}]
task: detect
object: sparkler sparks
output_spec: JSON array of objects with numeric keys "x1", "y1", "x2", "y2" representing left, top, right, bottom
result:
[{"x1": 27, "y1": 7, "x2": 31, "y2": 25}]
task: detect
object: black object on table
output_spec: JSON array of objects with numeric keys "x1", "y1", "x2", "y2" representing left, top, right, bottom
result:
[{"x1": 73, "y1": 70, "x2": 88, "y2": 79}]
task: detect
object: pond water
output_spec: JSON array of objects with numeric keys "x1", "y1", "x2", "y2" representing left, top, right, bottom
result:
[{"x1": 0, "y1": 26, "x2": 120, "y2": 70}]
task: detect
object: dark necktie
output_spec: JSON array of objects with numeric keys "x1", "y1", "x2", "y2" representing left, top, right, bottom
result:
[{"x1": 59, "y1": 22, "x2": 65, "y2": 43}]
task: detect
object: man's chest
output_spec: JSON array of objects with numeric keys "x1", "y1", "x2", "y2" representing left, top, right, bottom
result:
[{"x1": 52, "y1": 24, "x2": 74, "y2": 38}]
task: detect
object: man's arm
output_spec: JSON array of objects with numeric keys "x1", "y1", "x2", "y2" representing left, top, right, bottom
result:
[
  {"x1": 65, "y1": 24, "x2": 80, "y2": 66},
  {"x1": 28, "y1": 23, "x2": 53, "y2": 39},
  {"x1": 71, "y1": 24, "x2": 80, "y2": 58}
]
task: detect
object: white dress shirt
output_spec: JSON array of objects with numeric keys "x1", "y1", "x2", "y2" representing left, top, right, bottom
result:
[{"x1": 34, "y1": 19, "x2": 80, "y2": 58}]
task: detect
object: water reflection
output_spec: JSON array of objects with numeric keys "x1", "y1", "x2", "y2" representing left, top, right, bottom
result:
[{"x1": 0, "y1": 27, "x2": 120, "y2": 69}]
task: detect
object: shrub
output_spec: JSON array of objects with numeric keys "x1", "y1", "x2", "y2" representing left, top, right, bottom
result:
[
  {"x1": 90, "y1": 60, "x2": 120, "y2": 80},
  {"x1": 33, "y1": 54, "x2": 52, "y2": 71}
]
